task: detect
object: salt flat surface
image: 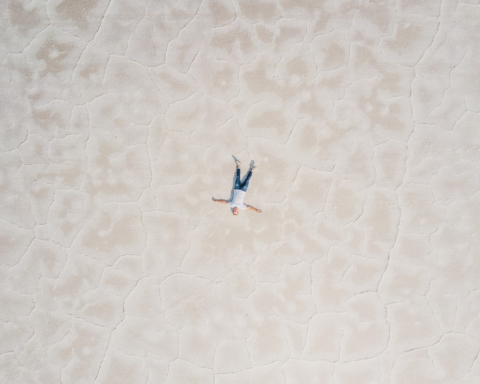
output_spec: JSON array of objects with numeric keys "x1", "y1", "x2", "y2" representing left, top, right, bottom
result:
[{"x1": 1, "y1": 0, "x2": 480, "y2": 383}]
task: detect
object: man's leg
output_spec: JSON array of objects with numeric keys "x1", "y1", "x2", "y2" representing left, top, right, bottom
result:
[
  {"x1": 239, "y1": 170, "x2": 253, "y2": 192},
  {"x1": 234, "y1": 168, "x2": 241, "y2": 189}
]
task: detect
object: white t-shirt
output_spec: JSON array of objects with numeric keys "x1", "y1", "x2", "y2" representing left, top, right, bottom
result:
[{"x1": 227, "y1": 189, "x2": 247, "y2": 209}]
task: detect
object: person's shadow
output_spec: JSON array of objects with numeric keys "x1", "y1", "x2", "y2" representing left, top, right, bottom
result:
[{"x1": 230, "y1": 155, "x2": 255, "y2": 201}]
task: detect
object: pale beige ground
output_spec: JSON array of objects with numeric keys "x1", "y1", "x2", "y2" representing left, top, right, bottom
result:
[{"x1": 1, "y1": 0, "x2": 480, "y2": 383}]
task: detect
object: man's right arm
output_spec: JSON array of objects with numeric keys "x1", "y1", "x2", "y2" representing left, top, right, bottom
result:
[{"x1": 212, "y1": 198, "x2": 228, "y2": 204}]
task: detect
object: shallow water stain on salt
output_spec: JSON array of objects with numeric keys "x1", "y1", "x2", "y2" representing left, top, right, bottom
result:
[{"x1": 1, "y1": 0, "x2": 480, "y2": 382}]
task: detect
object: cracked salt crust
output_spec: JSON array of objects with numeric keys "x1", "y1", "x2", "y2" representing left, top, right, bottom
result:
[{"x1": 1, "y1": 0, "x2": 480, "y2": 383}]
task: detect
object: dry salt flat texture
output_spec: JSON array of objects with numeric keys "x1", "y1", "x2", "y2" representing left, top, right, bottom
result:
[{"x1": 1, "y1": 0, "x2": 480, "y2": 383}]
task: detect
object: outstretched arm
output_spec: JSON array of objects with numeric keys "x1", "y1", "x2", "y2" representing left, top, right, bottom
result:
[
  {"x1": 246, "y1": 205, "x2": 262, "y2": 213},
  {"x1": 212, "y1": 197, "x2": 228, "y2": 204}
]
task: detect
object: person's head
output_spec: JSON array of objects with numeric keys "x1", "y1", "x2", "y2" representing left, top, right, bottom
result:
[{"x1": 232, "y1": 207, "x2": 239, "y2": 216}]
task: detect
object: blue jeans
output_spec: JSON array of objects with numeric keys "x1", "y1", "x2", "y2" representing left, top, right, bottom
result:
[{"x1": 235, "y1": 168, "x2": 252, "y2": 192}]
